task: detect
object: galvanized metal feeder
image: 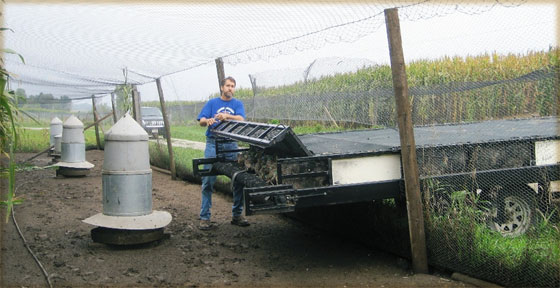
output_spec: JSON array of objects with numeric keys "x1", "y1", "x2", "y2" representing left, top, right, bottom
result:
[
  {"x1": 83, "y1": 114, "x2": 172, "y2": 245},
  {"x1": 54, "y1": 115, "x2": 94, "y2": 176},
  {"x1": 49, "y1": 134, "x2": 63, "y2": 165},
  {"x1": 53, "y1": 134, "x2": 62, "y2": 158},
  {"x1": 49, "y1": 117, "x2": 63, "y2": 158}
]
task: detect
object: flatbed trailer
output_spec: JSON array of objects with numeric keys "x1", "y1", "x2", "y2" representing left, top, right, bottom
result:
[{"x1": 193, "y1": 117, "x2": 559, "y2": 236}]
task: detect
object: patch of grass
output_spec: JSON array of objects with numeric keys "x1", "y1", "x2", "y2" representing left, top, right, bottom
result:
[
  {"x1": 16, "y1": 128, "x2": 50, "y2": 152},
  {"x1": 168, "y1": 122, "x2": 363, "y2": 143},
  {"x1": 170, "y1": 125, "x2": 207, "y2": 142},
  {"x1": 150, "y1": 142, "x2": 203, "y2": 175},
  {"x1": 148, "y1": 143, "x2": 232, "y2": 193},
  {"x1": 292, "y1": 124, "x2": 345, "y2": 134},
  {"x1": 84, "y1": 129, "x2": 105, "y2": 150},
  {"x1": 425, "y1": 188, "x2": 560, "y2": 287},
  {"x1": 18, "y1": 120, "x2": 48, "y2": 128},
  {"x1": 16, "y1": 127, "x2": 104, "y2": 153}
]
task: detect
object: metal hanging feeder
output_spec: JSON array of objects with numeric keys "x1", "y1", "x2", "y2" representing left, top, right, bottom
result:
[
  {"x1": 83, "y1": 113, "x2": 172, "y2": 245},
  {"x1": 54, "y1": 115, "x2": 94, "y2": 176},
  {"x1": 49, "y1": 117, "x2": 63, "y2": 157}
]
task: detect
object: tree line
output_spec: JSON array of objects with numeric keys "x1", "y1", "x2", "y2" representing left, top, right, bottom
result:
[{"x1": 15, "y1": 88, "x2": 72, "y2": 111}]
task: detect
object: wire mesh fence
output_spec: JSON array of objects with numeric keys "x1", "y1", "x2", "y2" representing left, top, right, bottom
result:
[
  {"x1": 17, "y1": 37, "x2": 558, "y2": 288},
  {"x1": 169, "y1": 52, "x2": 556, "y2": 287},
  {"x1": 5, "y1": 1, "x2": 558, "y2": 287}
]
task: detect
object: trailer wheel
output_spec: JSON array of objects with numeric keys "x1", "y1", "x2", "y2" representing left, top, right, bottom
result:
[{"x1": 487, "y1": 185, "x2": 536, "y2": 237}]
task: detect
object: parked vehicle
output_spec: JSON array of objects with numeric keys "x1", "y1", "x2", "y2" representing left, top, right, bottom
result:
[{"x1": 140, "y1": 107, "x2": 165, "y2": 138}]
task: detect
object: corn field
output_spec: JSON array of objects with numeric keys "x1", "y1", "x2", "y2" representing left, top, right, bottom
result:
[{"x1": 166, "y1": 49, "x2": 558, "y2": 127}]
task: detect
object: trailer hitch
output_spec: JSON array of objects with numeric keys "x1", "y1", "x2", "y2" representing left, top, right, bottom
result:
[
  {"x1": 193, "y1": 157, "x2": 220, "y2": 177},
  {"x1": 244, "y1": 185, "x2": 332, "y2": 215},
  {"x1": 244, "y1": 185, "x2": 298, "y2": 215}
]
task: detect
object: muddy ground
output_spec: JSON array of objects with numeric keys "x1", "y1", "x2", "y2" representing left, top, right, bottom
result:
[{"x1": 1, "y1": 150, "x2": 473, "y2": 287}]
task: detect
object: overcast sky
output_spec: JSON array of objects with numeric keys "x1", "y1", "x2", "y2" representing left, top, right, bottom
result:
[
  {"x1": 4, "y1": 2, "x2": 556, "y2": 107},
  {"x1": 132, "y1": 3, "x2": 556, "y2": 105}
]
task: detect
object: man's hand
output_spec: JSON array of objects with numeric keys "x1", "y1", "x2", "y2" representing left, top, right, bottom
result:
[
  {"x1": 206, "y1": 117, "x2": 217, "y2": 126},
  {"x1": 200, "y1": 117, "x2": 217, "y2": 127},
  {"x1": 214, "y1": 113, "x2": 229, "y2": 121}
]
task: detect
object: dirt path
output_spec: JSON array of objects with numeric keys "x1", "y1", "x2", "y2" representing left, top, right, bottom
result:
[
  {"x1": 1, "y1": 150, "x2": 472, "y2": 287},
  {"x1": 150, "y1": 137, "x2": 206, "y2": 150}
]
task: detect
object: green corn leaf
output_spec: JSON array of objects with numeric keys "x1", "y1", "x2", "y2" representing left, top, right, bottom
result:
[
  {"x1": 12, "y1": 198, "x2": 24, "y2": 205},
  {"x1": 1, "y1": 48, "x2": 25, "y2": 64}
]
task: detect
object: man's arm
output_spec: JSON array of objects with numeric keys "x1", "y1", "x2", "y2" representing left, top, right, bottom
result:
[
  {"x1": 199, "y1": 117, "x2": 217, "y2": 127},
  {"x1": 215, "y1": 113, "x2": 244, "y2": 121}
]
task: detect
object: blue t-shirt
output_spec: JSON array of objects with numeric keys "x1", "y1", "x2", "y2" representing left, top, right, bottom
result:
[{"x1": 197, "y1": 97, "x2": 246, "y2": 137}]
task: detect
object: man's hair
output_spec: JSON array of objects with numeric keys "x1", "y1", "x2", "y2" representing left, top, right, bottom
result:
[{"x1": 220, "y1": 76, "x2": 236, "y2": 87}]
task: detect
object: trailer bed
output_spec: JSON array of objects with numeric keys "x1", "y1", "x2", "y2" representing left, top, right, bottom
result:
[
  {"x1": 197, "y1": 117, "x2": 559, "y2": 218},
  {"x1": 298, "y1": 117, "x2": 558, "y2": 155}
]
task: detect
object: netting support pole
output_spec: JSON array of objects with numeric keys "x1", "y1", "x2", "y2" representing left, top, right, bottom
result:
[
  {"x1": 131, "y1": 85, "x2": 142, "y2": 124},
  {"x1": 155, "y1": 78, "x2": 176, "y2": 180},
  {"x1": 384, "y1": 8, "x2": 428, "y2": 274},
  {"x1": 91, "y1": 95, "x2": 101, "y2": 150},
  {"x1": 84, "y1": 113, "x2": 112, "y2": 131},
  {"x1": 249, "y1": 74, "x2": 257, "y2": 121},
  {"x1": 215, "y1": 57, "x2": 225, "y2": 91},
  {"x1": 110, "y1": 92, "x2": 118, "y2": 124}
]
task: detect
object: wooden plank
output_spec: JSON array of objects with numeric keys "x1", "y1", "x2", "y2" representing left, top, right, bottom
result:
[
  {"x1": 384, "y1": 8, "x2": 428, "y2": 274},
  {"x1": 84, "y1": 113, "x2": 112, "y2": 131},
  {"x1": 110, "y1": 92, "x2": 118, "y2": 123},
  {"x1": 156, "y1": 78, "x2": 177, "y2": 180},
  {"x1": 215, "y1": 57, "x2": 225, "y2": 91},
  {"x1": 249, "y1": 74, "x2": 257, "y2": 121},
  {"x1": 23, "y1": 145, "x2": 54, "y2": 163},
  {"x1": 91, "y1": 95, "x2": 101, "y2": 150},
  {"x1": 131, "y1": 85, "x2": 142, "y2": 124}
]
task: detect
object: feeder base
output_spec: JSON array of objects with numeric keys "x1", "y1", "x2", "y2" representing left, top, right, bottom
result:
[
  {"x1": 91, "y1": 227, "x2": 168, "y2": 245},
  {"x1": 57, "y1": 167, "x2": 90, "y2": 177}
]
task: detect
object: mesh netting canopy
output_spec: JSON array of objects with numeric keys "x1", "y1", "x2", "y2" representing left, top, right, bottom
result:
[{"x1": 3, "y1": 0, "x2": 527, "y2": 99}]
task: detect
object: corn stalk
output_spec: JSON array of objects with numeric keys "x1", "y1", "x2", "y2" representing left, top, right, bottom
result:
[{"x1": 0, "y1": 38, "x2": 25, "y2": 222}]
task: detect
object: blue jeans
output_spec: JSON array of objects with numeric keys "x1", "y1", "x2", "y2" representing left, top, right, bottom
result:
[{"x1": 200, "y1": 138, "x2": 244, "y2": 220}]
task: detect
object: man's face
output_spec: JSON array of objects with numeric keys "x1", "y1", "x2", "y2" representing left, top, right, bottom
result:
[{"x1": 221, "y1": 79, "x2": 236, "y2": 99}]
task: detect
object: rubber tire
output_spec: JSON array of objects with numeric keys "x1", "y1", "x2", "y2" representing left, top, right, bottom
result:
[{"x1": 487, "y1": 185, "x2": 537, "y2": 237}]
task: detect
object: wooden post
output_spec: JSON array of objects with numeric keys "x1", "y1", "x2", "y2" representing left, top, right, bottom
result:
[
  {"x1": 110, "y1": 92, "x2": 118, "y2": 123},
  {"x1": 155, "y1": 78, "x2": 177, "y2": 180},
  {"x1": 131, "y1": 85, "x2": 142, "y2": 124},
  {"x1": 322, "y1": 105, "x2": 339, "y2": 128},
  {"x1": 384, "y1": 8, "x2": 428, "y2": 274},
  {"x1": 249, "y1": 74, "x2": 257, "y2": 121},
  {"x1": 215, "y1": 57, "x2": 225, "y2": 91},
  {"x1": 91, "y1": 95, "x2": 101, "y2": 150}
]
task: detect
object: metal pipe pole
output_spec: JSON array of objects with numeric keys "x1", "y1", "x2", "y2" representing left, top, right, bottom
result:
[{"x1": 384, "y1": 7, "x2": 428, "y2": 274}]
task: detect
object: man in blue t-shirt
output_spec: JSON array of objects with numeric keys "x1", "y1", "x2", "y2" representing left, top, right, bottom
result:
[{"x1": 196, "y1": 76, "x2": 249, "y2": 230}]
